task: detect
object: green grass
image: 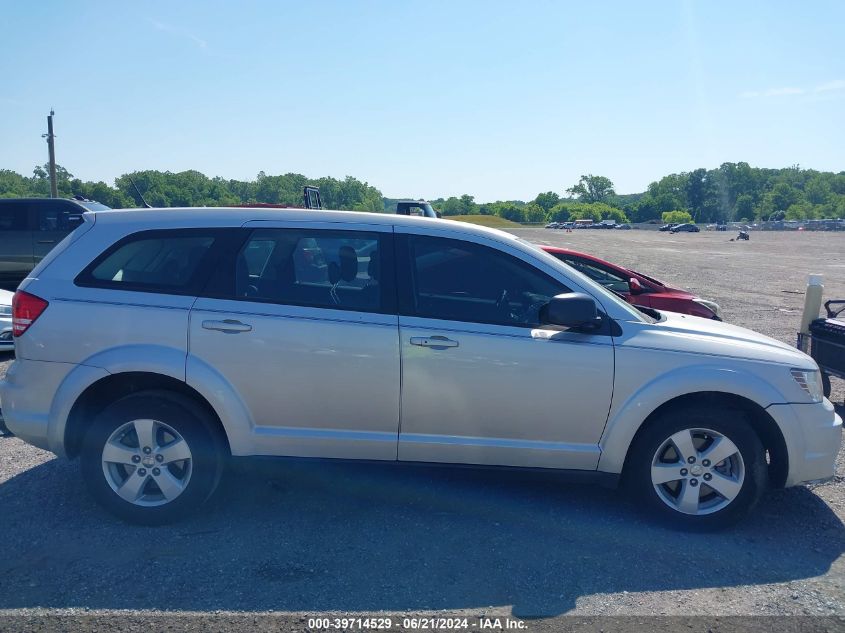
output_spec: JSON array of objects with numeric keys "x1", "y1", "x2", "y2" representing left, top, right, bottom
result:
[{"x1": 446, "y1": 215, "x2": 523, "y2": 228}]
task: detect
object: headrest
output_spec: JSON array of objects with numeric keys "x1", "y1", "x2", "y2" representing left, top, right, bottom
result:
[{"x1": 338, "y1": 246, "x2": 358, "y2": 283}]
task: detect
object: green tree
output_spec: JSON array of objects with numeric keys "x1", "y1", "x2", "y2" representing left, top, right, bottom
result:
[
  {"x1": 522, "y1": 202, "x2": 546, "y2": 223},
  {"x1": 533, "y1": 191, "x2": 560, "y2": 212},
  {"x1": 495, "y1": 203, "x2": 525, "y2": 223},
  {"x1": 805, "y1": 176, "x2": 831, "y2": 205},
  {"x1": 684, "y1": 168, "x2": 720, "y2": 222},
  {"x1": 661, "y1": 210, "x2": 694, "y2": 224},
  {"x1": 735, "y1": 194, "x2": 754, "y2": 220},
  {"x1": 759, "y1": 182, "x2": 802, "y2": 219},
  {"x1": 547, "y1": 202, "x2": 572, "y2": 222},
  {"x1": 566, "y1": 174, "x2": 615, "y2": 203}
]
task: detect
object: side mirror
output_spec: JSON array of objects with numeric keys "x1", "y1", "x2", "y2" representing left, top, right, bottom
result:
[
  {"x1": 436, "y1": 211, "x2": 442, "y2": 218},
  {"x1": 629, "y1": 278, "x2": 643, "y2": 295},
  {"x1": 540, "y1": 293, "x2": 601, "y2": 329}
]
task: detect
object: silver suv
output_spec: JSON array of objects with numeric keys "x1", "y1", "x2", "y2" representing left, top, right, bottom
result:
[{"x1": 1, "y1": 208, "x2": 840, "y2": 528}]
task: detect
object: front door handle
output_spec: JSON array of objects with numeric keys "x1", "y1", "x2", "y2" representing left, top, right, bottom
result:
[
  {"x1": 410, "y1": 335, "x2": 459, "y2": 349},
  {"x1": 202, "y1": 319, "x2": 252, "y2": 333},
  {"x1": 37, "y1": 240, "x2": 56, "y2": 244}
]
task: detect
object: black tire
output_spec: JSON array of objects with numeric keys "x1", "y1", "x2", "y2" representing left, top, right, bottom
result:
[
  {"x1": 625, "y1": 406, "x2": 768, "y2": 530},
  {"x1": 821, "y1": 371, "x2": 832, "y2": 399},
  {"x1": 80, "y1": 390, "x2": 226, "y2": 525}
]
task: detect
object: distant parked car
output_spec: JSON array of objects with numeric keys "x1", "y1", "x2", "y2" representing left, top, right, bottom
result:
[
  {"x1": 670, "y1": 223, "x2": 700, "y2": 233},
  {"x1": 0, "y1": 197, "x2": 111, "y2": 284},
  {"x1": 541, "y1": 246, "x2": 721, "y2": 319},
  {"x1": 545, "y1": 222, "x2": 560, "y2": 229},
  {"x1": 0, "y1": 288, "x2": 12, "y2": 350},
  {"x1": 616, "y1": 223, "x2": 632, "y2": 230},
  {"x1": 658, "y1": 223, "x2": 677, "y2": 232}
]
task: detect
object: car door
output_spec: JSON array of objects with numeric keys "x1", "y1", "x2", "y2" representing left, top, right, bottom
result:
[
  {"x1": 32, "y1": 200, "x2": 80, "y2": 264},
  {"x1": 187, "y1": 221, "x2": 400, "y2": 460},
  {"x1": 395, "y1": 230, "x2": 615, "y2": 470},
  {"x1": 0, "y1": 201, "x2": 35, "y2": 281}
]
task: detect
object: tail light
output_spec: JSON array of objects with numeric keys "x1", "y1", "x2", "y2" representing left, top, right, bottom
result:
[{"x1": 12, "y1": 291, "x2": 49, "y2": 337}]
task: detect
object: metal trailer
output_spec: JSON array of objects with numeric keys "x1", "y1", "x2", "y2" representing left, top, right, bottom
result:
[{"x1": 798, "y1": 300, "x2": 845, "y2": 398}]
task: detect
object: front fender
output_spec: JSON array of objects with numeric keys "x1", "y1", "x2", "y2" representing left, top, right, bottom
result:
[{"x1": 598, "y1": 365, "x2": 786, "y2": 474}]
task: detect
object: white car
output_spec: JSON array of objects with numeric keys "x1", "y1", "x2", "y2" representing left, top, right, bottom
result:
[
  {"x1": 0, "y1": 207, "x2": 840, "y2": 528},
  {"x1": 0, "y1": 288, "x2": 13, "y2": 351}
]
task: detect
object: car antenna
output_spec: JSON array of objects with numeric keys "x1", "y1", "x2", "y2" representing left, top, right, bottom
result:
[{"x1": 127, "y1": 175, "x2": 152, "y2": 208}]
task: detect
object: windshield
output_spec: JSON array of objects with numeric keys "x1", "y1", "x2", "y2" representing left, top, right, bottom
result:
[
  {"x1": 76, "y1": 201, "x2": 111, "y2": 212},
  {"x1": 517, "y1": 238, "x2": 648, "y2": 322}
]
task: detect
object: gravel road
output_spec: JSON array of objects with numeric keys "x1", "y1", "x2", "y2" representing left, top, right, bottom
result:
[{"x1": 0, "y1": 228, "x2": 843, "y2": 630}]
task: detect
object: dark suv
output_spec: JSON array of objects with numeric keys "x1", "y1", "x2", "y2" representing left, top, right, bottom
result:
[{"x1": 0, "y1": 197, "x2": 110, "y2": 284}]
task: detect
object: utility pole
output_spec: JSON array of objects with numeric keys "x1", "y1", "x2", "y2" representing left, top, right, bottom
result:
[{"x1": 44, "y1": 110, "x2": 58, "y2": 198}]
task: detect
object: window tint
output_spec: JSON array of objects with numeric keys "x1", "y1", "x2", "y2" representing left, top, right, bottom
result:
[
  {"x1": 38, "y1": 205, "x2": 82, "y2": 232},
  {"x1": 0, "y1": 204, "x2": 28, "y2": 230},
  {"x1": 82, "y1": 233, "x2": 215, "y2": 290},
  {"x1": 235, "y1": 228, "x2": 384, "y2": 313},
  {"x1": 405, "y1": 236, "x2": 569, "y2": 326},
  {"x1": 561, "y1": 257, "x2": 630, "y2": 293}
]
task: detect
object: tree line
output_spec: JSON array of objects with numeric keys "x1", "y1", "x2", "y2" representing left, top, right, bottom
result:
[
  {"x1": 0, "y1": 166, "x2": 383, "y2": 213},
  {"x1": 1, "y1": 162, "x2": 843, "y2": 224},
  {"x1": 430, "y1": 166, "x2": 845, "y2": 224}
]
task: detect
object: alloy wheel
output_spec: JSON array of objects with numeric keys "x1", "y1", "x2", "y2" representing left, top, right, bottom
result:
[
  {"x1": 650, "y1": 427, "x2": 745, "y2": 516},
  {"x1": 101, "y1": 418, "x2": 193, "y2": 507}
]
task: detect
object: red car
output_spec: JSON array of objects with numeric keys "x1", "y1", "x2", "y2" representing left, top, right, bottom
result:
[{"x1": 541, "y1": 246, "x2": 721, "y2": 319}]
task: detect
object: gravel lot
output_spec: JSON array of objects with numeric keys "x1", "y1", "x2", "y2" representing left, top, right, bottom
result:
[{"x1": 0, "y1": 228, "x2": 843, "y2": 630}]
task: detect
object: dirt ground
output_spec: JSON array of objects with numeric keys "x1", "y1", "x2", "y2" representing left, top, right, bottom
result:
[{"x1": 0, "y1": 228, "x2": 843, "y2": 631}]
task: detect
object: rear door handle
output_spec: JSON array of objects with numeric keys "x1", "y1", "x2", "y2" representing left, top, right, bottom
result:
[
  {"x1": 37, "y1": 240, "x2": 56, "y2": 244},
  {"x1": 202, "y1": 319, "x2": 252, "y2": 333},
  {"x1": 410, "y1": 335, "x2": 459, "y2": 349}
]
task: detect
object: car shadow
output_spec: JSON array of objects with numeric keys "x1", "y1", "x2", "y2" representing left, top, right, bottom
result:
[{"x1": 0, "y1": 439, "x2": 842, "y2": 617}]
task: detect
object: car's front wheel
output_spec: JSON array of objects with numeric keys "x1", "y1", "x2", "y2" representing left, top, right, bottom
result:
[
  {"x1": 80, "y1": 391, "x2": 226, "y2": 525},
  {"x1": 626, "y1": 407, "x2": 768, "y2": 530}
]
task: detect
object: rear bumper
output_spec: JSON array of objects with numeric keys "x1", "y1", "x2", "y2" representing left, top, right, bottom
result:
[{"x1": 767, "y1": 399, "x2": 842, "y2": 487}]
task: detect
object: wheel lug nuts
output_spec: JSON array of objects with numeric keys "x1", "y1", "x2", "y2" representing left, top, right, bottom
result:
[
  {"x1": 138, "y1": 468, "x2": 147, "y2": 476},
  {"x1": 155, "y1": 454, "x2": 164, "y2": 462},
  {"x1": 143, "y1": 447, "x2": 152, "y2": 454},
  {"x1": 690, "y1": 479, "x2": 698, "y2": 487},
  {"x1": 152, "y1": 468, "x2": 160, "y2": 476},
  {"x1": 703, "y1": 473, "x2": 712, "y2": 481},
  {"x1": 131, "y1": 455, "x2": 141, "y2": 463},
  {"x1": 702, "y1": 459, "x2": 711, "y2": 467},
  {"x1": 680, "y1": 468, "x2": 688, "y2": 476},
  {"x1": 687, "y1": 456, "x2": 696, "y2": 464}
]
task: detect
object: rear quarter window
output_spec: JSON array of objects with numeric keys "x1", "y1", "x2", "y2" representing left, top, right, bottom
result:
[
  {"x1": 75, "y1": 229, "x2": 221, "y2": 294},
  {"x1": 0, "y1": 203, "x2": 29, "y2": 230}
]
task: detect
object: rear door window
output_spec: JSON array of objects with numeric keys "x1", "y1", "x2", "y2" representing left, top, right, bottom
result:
[{"x1": 230, "y1": 228, "x2": 390, "y2": 313}]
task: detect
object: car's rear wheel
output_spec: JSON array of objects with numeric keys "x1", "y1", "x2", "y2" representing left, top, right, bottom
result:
[
  {"x1": 80, "y1": 391, "x2": 226, "y2": 525},
  {"x1": 626, "y1": 407, "x2": 767, "y2": 530}
]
